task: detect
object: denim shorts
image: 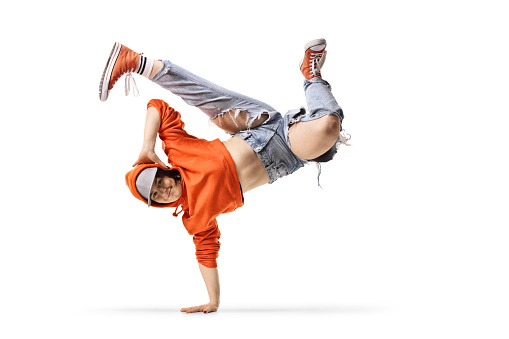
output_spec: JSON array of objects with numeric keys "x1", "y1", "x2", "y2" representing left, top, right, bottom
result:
[{"x1": 234, "y1": 110, "x2": 309, "y2": 184}]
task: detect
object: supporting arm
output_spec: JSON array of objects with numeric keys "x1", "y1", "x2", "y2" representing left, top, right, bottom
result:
[{"x1": 180, "y1": 264, "x2": 220, "y2": 313}]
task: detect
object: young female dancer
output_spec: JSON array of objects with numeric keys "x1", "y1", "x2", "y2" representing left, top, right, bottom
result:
[{"x1": 99, "y1": 39, "x2": 347, "y2": 313}]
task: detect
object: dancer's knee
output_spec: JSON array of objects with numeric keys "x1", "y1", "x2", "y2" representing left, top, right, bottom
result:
[
  {"x1": 288, "y1": 114, "x2": 340, "y2": 160},
  {"x1": 303, "y1": 114, "x2": 340, "y2": 145},
  {"x1": 318, "y1": 114, "x2": 341, "y2": 141}
]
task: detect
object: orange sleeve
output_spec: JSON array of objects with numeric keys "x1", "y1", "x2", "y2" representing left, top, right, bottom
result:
[
  {"x1": 147, "y1": 99, "x2": 188, "y2": 142},
  {"x1": 192, "y1": 219, "x2": 221, "y2": 268}
]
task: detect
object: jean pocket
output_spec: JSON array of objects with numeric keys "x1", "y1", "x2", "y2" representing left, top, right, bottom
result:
[{"x1": 275, "y1": 162, "x2": 289, "y2": 178}]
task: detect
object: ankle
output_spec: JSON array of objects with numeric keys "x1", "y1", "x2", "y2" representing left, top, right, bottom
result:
[
  {"x1": 135, "y1": 55, "x2": 155, "y2": 78},
  {"x1": 148, "y1": 60, "x2": 163, "y2": 79}
]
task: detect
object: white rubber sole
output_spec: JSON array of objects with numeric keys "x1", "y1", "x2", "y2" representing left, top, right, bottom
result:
[
  {"x1": 304, "y1": 38, "x2": 327, "y2": 51},
  {"x1": 299, "y1": 38, "x2": 327, "y2": 71},
  {"x1": 99, "y1": 42, "x2": 122, "y2": 101}
]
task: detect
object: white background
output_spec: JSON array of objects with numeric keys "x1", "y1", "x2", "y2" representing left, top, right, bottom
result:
[{"x1": 1, "y1": 0, "x2": 508, "y2": 338}]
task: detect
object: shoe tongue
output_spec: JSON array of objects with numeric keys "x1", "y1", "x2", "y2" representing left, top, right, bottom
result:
[{"x1": 310, "y1": 44, "x2": 326, "y2": 51}]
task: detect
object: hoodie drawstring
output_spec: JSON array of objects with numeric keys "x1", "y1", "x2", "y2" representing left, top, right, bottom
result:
[{"x1": 172, "y1": 206, "x2": 184, "y2": 217}]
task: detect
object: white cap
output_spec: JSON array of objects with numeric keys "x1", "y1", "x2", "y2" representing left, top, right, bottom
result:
[{"x1": 135, "y1": 167, "x2": 158, "y2": 207}]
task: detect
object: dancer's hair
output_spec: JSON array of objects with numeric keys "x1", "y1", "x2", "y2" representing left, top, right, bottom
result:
[{"x1": 156, "y1": 168, "x2": 181, "y2": 182}]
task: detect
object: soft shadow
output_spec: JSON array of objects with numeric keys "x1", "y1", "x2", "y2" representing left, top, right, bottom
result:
[
  {"x1": 219, "y1": 306, "x2": 381, "y2": 314},
  {"x1": 102, "y1": 308, "x2": 180, "y2": 313},
  {"x1": 98, "y1": 305, "x2": 381, "y2": 314}
]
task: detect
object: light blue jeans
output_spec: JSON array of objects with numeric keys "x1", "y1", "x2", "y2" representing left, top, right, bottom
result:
[{"x1": 150, "y1": 60, "x2": 344, "y2": 184}]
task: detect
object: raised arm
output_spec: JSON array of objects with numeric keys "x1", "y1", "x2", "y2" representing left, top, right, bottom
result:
[
  {"x1": 133, "y1": 99, "x2": 191, "y2": 168},
  {"x1": 180, "y1": 264, "x2": 220, "y2": 313},
  {"x1": 132, "y1": 106, "x2": 169, "y2": 168}
]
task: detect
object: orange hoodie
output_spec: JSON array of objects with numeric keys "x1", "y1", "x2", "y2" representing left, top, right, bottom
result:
[{"x1": 125, "y1": 99, "x2": 244, "y2": 268}]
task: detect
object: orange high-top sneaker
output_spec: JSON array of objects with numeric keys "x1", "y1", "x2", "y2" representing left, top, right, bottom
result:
[
  {"x1": 300, "y1": 38, "x2": 327, "y2": 81},
  {"x1": 99, "y1": 42, "x2": 142, "y2": 101}
]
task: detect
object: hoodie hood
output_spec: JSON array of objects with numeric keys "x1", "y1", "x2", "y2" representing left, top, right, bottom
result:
[{"x1": 125, "y1": 164, "x2": 184, "y2": 209}]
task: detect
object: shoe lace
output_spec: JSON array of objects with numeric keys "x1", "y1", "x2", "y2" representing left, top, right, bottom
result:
[
  {"x1": 308, "y1": 50, "x2": 327, "y2": 77},
  {"x1": 124, "y1": 73, "x2": 139, "y2": 97},
  {"x1": 111, "y1": 68, "x2": 140, "y2": 97}
]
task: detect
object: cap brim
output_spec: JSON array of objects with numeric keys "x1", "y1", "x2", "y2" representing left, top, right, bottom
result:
[{"x1": 135, "y1": 167, "x2": 158, "y2": 207}]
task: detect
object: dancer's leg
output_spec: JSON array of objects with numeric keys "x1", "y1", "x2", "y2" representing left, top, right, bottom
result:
[
  {"x1": 288, "y1": 79, "x2": 343, "y2": 160},
  {"x1": 99, "y1": 43, "x2": 278, "y2": 134},
  {"x1": 149, "y1": 59, "x2": 278, "y2": 134},
  {"x1": 287, "y1": 39, "x2": 344, "y2": 161}
]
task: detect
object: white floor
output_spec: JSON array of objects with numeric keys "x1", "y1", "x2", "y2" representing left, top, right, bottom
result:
[{"x1": 1, "y1": 0, "x2": 508, "y2": 338}]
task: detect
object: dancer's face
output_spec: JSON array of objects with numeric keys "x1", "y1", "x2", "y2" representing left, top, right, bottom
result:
[{"x1": 150, "y1": 175, "x2": 182, "y2": 204}]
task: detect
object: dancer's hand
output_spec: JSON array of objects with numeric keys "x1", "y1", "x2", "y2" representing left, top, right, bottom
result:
[
  {"x1": 180, "y1": 302, "x2": 219, "y2": 314},
  {"x1": 135, "y1": 107, "x2": 167, "y2": 168},
  {"x1": 133, "y1": 148, "x2": 169, "y2": 168}
]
